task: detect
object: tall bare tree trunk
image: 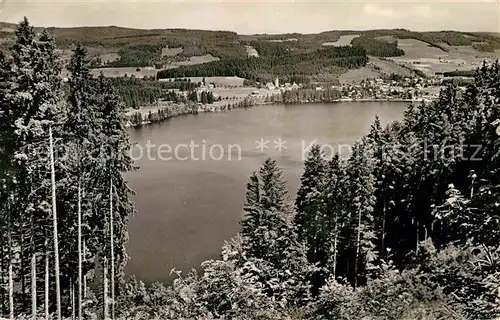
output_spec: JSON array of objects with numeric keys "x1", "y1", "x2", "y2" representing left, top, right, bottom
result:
[
  {"x1": 354, "y1": 209, "x2": 362, "y2": 290},
  {"x1": 332, "y1": 215, "x2": 338, "y2": 278},
  {"x1": 32, "y1": 253, "x2": 37, "y2": 318},
  {"x1": 415, "y1": 221, "x2": 419, "y2": 256},
  {"x1": 71, "y1": 280, "x2": 75, "y2": 320},
  {"x1": 7, "y1": 194, "x2": 14, "y2": 320},
  {"x1": 103, "y1": 257, "x2": 109, "y2": 320},
  {"x1": 30, "y1": 192, "x2": 37, "y2": 319},
  {"x1": 110, "y1": 182, "x2": 115, "y2": 320},
  {"x1": 381, "y1": 196, "x2": 386, "y2": 259},
  {"x1": 45, "y1": 238, "x2": 49, "y2": 320},
  {"x1": 1, "y1": 236, "x2": 4, "y2": 315},
  {"x1": 77, "y1": 180, "x2": 82, "y2": 320},
  {"x1": 20, "y1": 224, "x2": 25, "y2": 308},
  {"x1": 49, "y1": 125, "x2": 62, "y2": 320},
  {"x1": 83, "y1": 241, "x2": 87, "y2": 299},
  {"x1": 8, "y1": 245, "x2": 13, "y2": 320}
]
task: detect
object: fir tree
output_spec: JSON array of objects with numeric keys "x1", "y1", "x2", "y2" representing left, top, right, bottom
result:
[
  {"x1": 295, "y1": 145, "x2": 328, "y2": 264},
  {"x1": 7, "y1": 18, "x2": 64, "y2": 317},
  {"x1": 258, "y1": 158, "x2": 288, "y2": 211},
  {"x1": 344, "y1": 140, "x2": 377, "y2": 288},
  {"x1": 324, "y1": 154, "x2": 346, "y2": 278},
  {"x1": 65, "y1": 43, "x2": 97, "y2": 320},
  {"x1": 240, "y1": 158, "x2": 311, "y2": 305},
  {"x1": 92, "y1": 74, "x2": 135, "y2": 317}
]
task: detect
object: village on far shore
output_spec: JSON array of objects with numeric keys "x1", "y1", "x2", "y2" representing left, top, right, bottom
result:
[{"x1": 124, "y1": 73, "x2": 454, "y2": 127}]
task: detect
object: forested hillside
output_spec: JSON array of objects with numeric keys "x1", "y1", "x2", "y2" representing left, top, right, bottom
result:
[
  {"x1": 0, "y1": 24, "x2": 247, "y2": 67},
  {"x1": 240, "y1": 29, "x2": 500, "y2": 53},
  {"x1": 49, "y1": 26, "x2": 247, "y2": 62},
  {"x1": 3, "y1": 21, "x2": 500, "y2": 69},
  {"x1": 351, "y1": 35, "x2": 405, "y2": 57},
  {"x1": 156, "y1": 46, "x2": 369, "y2": 83},
  {"x1": 107, "y1": 77, "x2": 199, "y2": 108},
  {"x1": 1, "y1": 18, "x2": 500, "y2": 320}
]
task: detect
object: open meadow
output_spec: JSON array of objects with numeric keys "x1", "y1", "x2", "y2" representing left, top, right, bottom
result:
[{"x1": 388, "y1": 39, "x2": 500, "y2": 76}]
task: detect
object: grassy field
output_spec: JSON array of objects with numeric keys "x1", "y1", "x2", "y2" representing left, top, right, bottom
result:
[
  {"x1": 164, "y1": 55, "x2": 220, "y2": 68},
  {"x1": 338, "y1": 56, "x2": 416, "y2": 84},
  {"x1": 322, "y1": 34, "x2": 360, "y2": 47},
  {"x1": 338, "y1": 66, "x2": 380, "y2": 84},
  {"x1": 388, "y1": 39, "x2": 500, "y2": 76},
  {"x1": 396, "y1": 39, "x2": 446, "y2": 59},
  {"x1": 161, "y1": 46, "x2": 183, "y2": 57},
  {"x1": 90, "y1": 67, "x2": 159, "y2": 79},
  {"x1": 90, "y1": 55, "x2": 220, "y2": 78}
]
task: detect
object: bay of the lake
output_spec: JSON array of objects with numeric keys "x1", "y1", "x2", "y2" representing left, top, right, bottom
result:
[{"x1": 126, "y1": 101, "x2": 408, "y2": 282}]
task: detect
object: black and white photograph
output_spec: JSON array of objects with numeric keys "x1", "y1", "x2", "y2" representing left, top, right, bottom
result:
[{"x1": 0, "y1": 0, "x2": 500, "y2": 319}]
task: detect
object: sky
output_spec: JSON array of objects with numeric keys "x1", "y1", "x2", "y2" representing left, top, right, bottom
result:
[{"x1": 0, "y1": 0, "x2": 499, "y2": 34}]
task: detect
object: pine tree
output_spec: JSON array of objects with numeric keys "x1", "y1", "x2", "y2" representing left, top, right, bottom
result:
[
  {"x1": 324, "y1": 154, "x2": 346, "y2": 278},
  {"x1": 295, "y1": 145, "x2": 328, "y2": 264},
  {"x1": 7, "y1": 18, "x2": 64, "y2": 317},
  {"x1": 109, "y1": 181, "x2": 115, "y2": 320},
  {"x1": 240, "y1": 158, "x2": 311, "y2": 304},
  {"x1": 92, "y1": 74, "x2": 135, "y2": 317},
  {"x1": 367, "y1": 116, "x2": 397, "y2": 258},
  {"x1": 7, "y1": 192, "x2": 14, "y2": 320},
  {"x1": 258, "y1": 158, "x2": 288, "y2": 211},
  {"x1": 344, "y1": 140, "x2": 377, "y2": 288},
  {"x1": 0, "y1": 45, "x2": 13, "y2": 320},
  {"x1": 66, "y1": 43, "x2": 96, "y2": 320},
  {"x1": 201, "y1": 91, "x2": 208, "y2": 104},
  {"x1": 49, "y1": 125, "x2": 62, "y2": 320},
  {"x1": 207, "y1": 92, "x2": 215, "y2": 104}
]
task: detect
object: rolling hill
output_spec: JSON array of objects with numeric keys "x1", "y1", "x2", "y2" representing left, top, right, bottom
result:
[{"x1": 1, "y1": 21, "x2": 500, "y2": 81}]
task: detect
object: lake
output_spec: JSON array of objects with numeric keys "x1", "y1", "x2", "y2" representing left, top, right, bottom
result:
[{"x1": 125, "y1": 101, "x2": 408, "y2": 282}]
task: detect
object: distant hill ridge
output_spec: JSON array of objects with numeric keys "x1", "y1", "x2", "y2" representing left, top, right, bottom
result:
[
  {"x1": 1, "y1": 21, "x2": 499, "y2": 81},
  {"x1": 1, "y1": 21, "x2": 499, "y2": 53}
]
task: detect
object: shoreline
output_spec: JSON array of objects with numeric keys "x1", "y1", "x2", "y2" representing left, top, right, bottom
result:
[
  {"x1": 281, "y1": 98, "x2": 427, "y2": 104},
  {"x1": 127, "y1": 97, "x2": 428, "y2": 128}
]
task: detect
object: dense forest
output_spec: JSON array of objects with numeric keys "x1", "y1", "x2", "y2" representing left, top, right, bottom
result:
[
  {"x1": 156, "y1": 46, "x2": 369, "y2": 83},
  {"x1": 129, "y1": 97, "x2": 252, "y2": 128},
  {"x1": 1, "y1": 18, "x2": 500, "y2": 320},
  {"x1": 246, "y1": 41, "x2": 291, "y2": 56},
  {"x1": 104, "y1": 44, "x2": 164, "y2": 68},
  {"x1": 0, "y1": 19, "x2": 135, "y2": 320},
  {"x1": 350, "y1": 36, "x2": 405, "y2": 57},
  {"x1": 442, "y1": 70, "x2": 477, "y2": 78},
  {"x1": 48, "y1": 27, "x2": 247, "y2": 61},
  {"x1": 245, "y1": 38, "x2": 404, "y2": 59},
  {"x1": 107, "y1": 77, "x2": 199, "y2": 108},
  {"x1": 281, "y1": 88, "x2": 343, "y2": 103}
]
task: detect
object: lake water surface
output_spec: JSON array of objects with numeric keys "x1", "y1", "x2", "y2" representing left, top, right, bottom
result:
[{"x1": 126, "y1": 102, "x2": 408, "y2": 282}]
